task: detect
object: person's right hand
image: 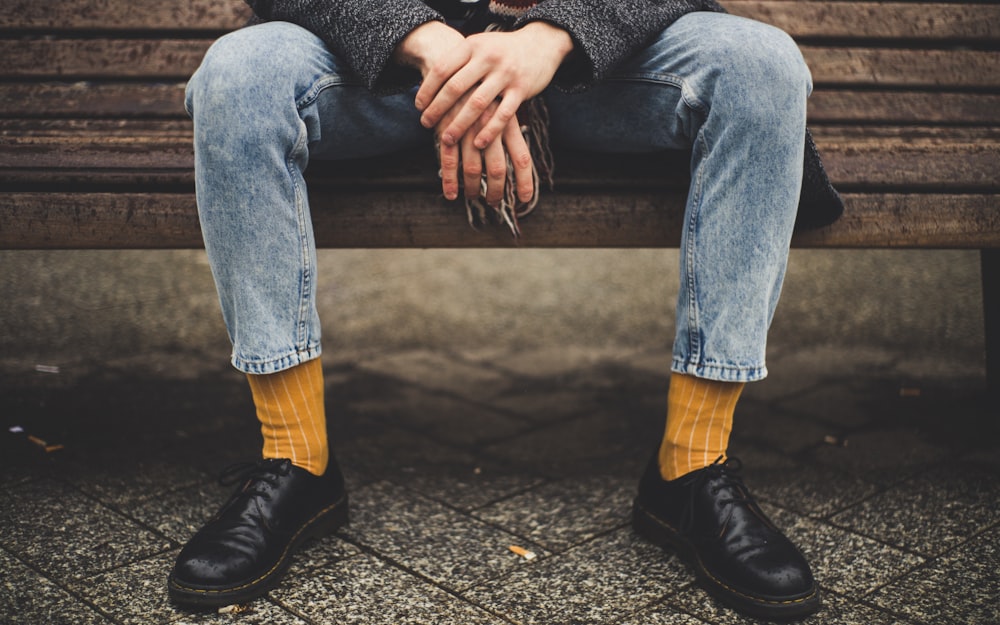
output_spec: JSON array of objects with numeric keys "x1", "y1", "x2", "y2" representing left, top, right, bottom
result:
[{"x1": 393, "y1": 21, "x2": 535, "y2": 206}]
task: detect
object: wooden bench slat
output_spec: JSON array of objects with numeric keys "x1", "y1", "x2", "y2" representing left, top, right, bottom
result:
[
  {"x1": 0, "y1": 83, "x2": 188, "y2": 118},
  {"x1": 802, "y1": 46, "x2": 1000, "y2": 89},
  {"x1": 0, "y1": 0, "x2": 252, "y2": 31},
  {"x1": 3, "y1": 84, "x2": 1000, "y2": 126},
  {"x1": 807, "y1": 91, "x2": 1000, "y2": 126},
  {"x1": 4, "y1": 123, "x2": 997, "y2": 190},
  {"x1": 1, "y1": 191, "x2": 997, "y2": 250},
  {"x1": 5, "y1": 1, "x2": 996, "y2": 43},
  {"x1": 726, "y1": 1, "x2": 1000, "y2": 41},
  {"x1": 5, "y1": 39, "x2": 997, "y2": 89}
]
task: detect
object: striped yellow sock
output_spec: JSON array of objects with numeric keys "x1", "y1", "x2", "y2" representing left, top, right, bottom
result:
[
  {"x1": 246, "y1": 358, "x2": 329, "y2": 476},
  {"x1": 657, "y1": 373, "x2": 744, "y2": 481}
]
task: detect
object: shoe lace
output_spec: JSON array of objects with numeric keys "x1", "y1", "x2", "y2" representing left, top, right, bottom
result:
[
  {"x1": 217, "y1": 458, "x2": 292, "y2": 503},
  {"x1": 679, "y1": 456, "x2": 755, "y2": 534}
]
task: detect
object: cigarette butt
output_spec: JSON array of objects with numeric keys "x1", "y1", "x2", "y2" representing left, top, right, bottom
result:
[
  {"x1": 27, "y1": 435, "x2": 47, "y2": 448},
  {"x1": 34, "y1": 364, "x2": 60, "y2": 374},
  {"x1": 45, "y1": 444, "x2": 64, "y2": 453},
  {"x1": 508, "y1": 545, "x2": 536, "y2": 561},
  {"x1": 823, "y1": 434, "x2": 848, "y2": 447},
  {"x1": 899, "y1": 387, "x2": 921, "y2": 397}
]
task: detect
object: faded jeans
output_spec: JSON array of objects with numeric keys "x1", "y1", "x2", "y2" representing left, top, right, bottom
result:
[{"x1": 185, "y1": 12, "x2": 811, "y2": 382}]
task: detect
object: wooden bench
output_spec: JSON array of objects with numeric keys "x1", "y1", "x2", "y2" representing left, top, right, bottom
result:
[{"x1": 1, "y1": 0, "x2": 998, "y2": 392}]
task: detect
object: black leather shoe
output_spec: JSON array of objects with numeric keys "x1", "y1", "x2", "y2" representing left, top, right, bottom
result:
[
  {"x1": 168, "y1": 457, "x2": 348, "y2": 607},
  {"x1": 633, "y1": 454, "x2": 819, "y2": 621}
]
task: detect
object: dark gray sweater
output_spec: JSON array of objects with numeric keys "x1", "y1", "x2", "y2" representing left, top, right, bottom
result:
[{"x1": 242, "y1": 0, "x2": 842, "y2": 229}]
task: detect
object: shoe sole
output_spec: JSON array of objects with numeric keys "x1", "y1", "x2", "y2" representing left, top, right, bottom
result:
[
  {"x1": 167, "y1": 494, "x2": 349, "y2": 608},
  {"x1": 632, "y1": 499, "x2": 820, "y2": 621}
]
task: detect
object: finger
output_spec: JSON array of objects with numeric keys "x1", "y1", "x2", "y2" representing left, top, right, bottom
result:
[
  {"x1": 461, "y1": 133, "x2": 482, "y2": 200},
  {"x1": 473, "y1": 93, "x2": 522, "y2": 150},
  {"x1": 435, "y1": 77, "x2": 504, "y2": 145},
  {"x1": 482, "y1": 138, "x2": 507, "y2": 207},
  {"x1": 439, "y1": 140, "x2": 460, "y2": 201},
  {"x1": 503, "y1": 119, "x2": 534, "y2": 203},
  {"x1": 414, "y1": 43, "x2": 470, "y2": 114},
  {"x1": 420, "y1": 64, "x2": 485, "y2": 134}
]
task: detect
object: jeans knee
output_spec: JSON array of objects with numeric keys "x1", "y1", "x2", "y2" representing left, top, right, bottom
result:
[
  {"x1": 186, "y1": 23, "x2": 313, "y2": 119},
  {"x1": 730, "y1": 22, "x2": 810, "y2": 102}
]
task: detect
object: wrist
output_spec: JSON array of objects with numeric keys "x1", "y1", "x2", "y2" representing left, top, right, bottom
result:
[
  {"x1": 518, "y1": 21, "x2": 574, "y2": 66},
  {"x1": 393, "y1": 20, "x2": 460, "y2": 73}
]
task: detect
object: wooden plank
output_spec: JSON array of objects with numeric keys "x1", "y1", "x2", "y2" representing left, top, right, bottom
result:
[
  {"x1": 4, "y1": 1, "x2": 997, "y2": 43},
  {"x1": 2, "y1": 83, "x2": 1000, "y2": 125},
  {"x1": 1, "y1": 191, "x2": 997, "y2": 250},
  {"x1": 0, "y1": 0, "x2": 251, "y2": 31},
  {"x1": 808, "y1": 90, "x2": 1000, "y2": 126},
  {"x1": 0, "y1": 83, "x2": 189, "y2": 118},
  {"x1": 5, "y1": 39, "x2": 998, "y2": 89},
  {"x1": 724, "y1": 1, "x2": 1000, "y2": 41},
  {"x1": 3, "y1": 124, "x2": 997, "y2": 190},
  {"x1": 801, "y1": 46, "x2": 1000, "y2": 89},
  {"x1": 0, "y1": 39, "x2": 210, "y2": 79},
  {"x1": 792, "y1": 194, "x2": 1000, "y2": 248}
]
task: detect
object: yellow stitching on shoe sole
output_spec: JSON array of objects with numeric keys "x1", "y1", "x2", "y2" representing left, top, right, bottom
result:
[
  {"x1": 635, "y1": 501, "x2": 817, "y2": 608},
  {"x1": 170, "y1": 495, "x2": 347, "y2": 597}
]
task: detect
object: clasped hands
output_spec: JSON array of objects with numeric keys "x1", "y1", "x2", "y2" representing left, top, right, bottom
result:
[{"x1": 394, "y1": 20, "x2": 573, "y2": 207}]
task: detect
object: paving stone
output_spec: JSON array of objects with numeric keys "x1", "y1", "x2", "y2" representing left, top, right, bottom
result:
[
  {"x1": 481, "y1": 410, "x2": 654, "y2": 479},
  {"x1": 486, "y1": 387, "x2": 603, "y2": 423},
  {"x1": 730, "y1": 399, "x2": 837, "y2": 455},
  {"x1": 746, "y1": 456, "x2": 878, "y2": 518},
  {"x1": 394, "y1": 461, "x2": 546, "y2": 513},
  {"x1": 0, "y1": 548, "x2": 114, "y2": 625},
  {"x1": 665, "y1": 583, "x2": 906, "y2": 625},
  {"x1": 466, "y1": 527, "x2": 690, "y2": 625},
  {"x1": 772, "y1": 379, "x2": 898, "y2": 431},
  {"x1": 617, "y1": 603, "x2": 710, "y2": 625},
  {"x1": 829, "y1": 461, "x2": 1000, "y2": 558},
  {"x1": 356, "y1": 350, "x2": 511, "y2": 400},
  {"x1": 471, "y1": 475, "x2": 633, "y2": 553},
  {"x1": 59, "y1": 451, "x2": 208, "y2": 509},
  {"x1": 122, "y1": 481, "x2": 236, "y2": 545},
  {"x1": 172, "y1": 601, "x2": 313, "y2": 625},
  {"x1": 271, "y1": 552, "x2": 507, "y2": 625},
  {"x1": 867, "y1": 525, "x2": 1000, "y2": 625},
  {"x1": 331, "y1": 418, "x2": 540, "y2": 509},
  {"x1": 340, "y1": 480, "x2": 544, "y2": 592},
  {"x1": 764, "y1": 506, "x2": 925, "y2": 598},
  {"x1": 0, "y1": 477, "x2": 172, "y2": 583},
  {"x1": 347, "y1": 384, "x2": 530, "y2": 446},
  {"x1": 67, "y1": 550, "x2": 184, "y2": 625},
  {"x1": 474, "y1": 345, "x2": 639, "y2": 379},
  {"x1": 808, "y1": 427, "x2": 949, "y2": 486}
]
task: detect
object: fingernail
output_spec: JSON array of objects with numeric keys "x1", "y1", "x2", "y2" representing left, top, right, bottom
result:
[{"x1": 442, "y1": 133, "x2": 455, "y2": 146}]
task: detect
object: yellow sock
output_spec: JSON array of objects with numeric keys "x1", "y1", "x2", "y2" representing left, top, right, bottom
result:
[
  {"x1": 658, "y1": 373, "x2": 744, "y2": 481},
  {"x1": 246, "y1": 358, "x2": 329, "y2": 476}
]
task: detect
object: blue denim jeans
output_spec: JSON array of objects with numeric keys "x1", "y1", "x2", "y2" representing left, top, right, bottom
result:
[{"x1": 185, "y1": 12, "x2": 811, "y2": 382}]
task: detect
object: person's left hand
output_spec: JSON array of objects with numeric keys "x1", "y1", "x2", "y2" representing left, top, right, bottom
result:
[{"x1": 436, "y1": 90, "x2": 534, "y2": 205}]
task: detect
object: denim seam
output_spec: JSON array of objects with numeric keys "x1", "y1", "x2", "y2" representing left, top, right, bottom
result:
[
  {"x1": 603, "y1": 73, "x2": 708, "y2": 116},
  {"x1": 287, "y1": 116, "x2": 313, "y2": 351},
  {"x1": 295, "y1": 74, "x2": 364, "y2": 111}
]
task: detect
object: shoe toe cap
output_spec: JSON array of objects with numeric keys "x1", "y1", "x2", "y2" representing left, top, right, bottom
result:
[
  {"x1": 715, "y1": 545, "x2": 816, "y2": 600},
  {"x1": 171, "y1": 543, "x2": 259, "y2": 589}
]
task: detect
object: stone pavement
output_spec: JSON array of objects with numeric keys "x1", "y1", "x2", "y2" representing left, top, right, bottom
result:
[{"x1": 1, "y1": 248, "x2": 998, "y2": 625}]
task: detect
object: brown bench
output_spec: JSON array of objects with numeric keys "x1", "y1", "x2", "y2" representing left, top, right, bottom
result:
[{"x1": 1, "y1": 0, "x2": 998, "y2": 392}]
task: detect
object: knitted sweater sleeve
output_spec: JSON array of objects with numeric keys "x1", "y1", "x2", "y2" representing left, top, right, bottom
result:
[
  {"x1": 244, "y1": 0, "x2": 443, "y2": 92},
  {"x1": 516, "y1": 0, "x2": 721, "y2": 91}
]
